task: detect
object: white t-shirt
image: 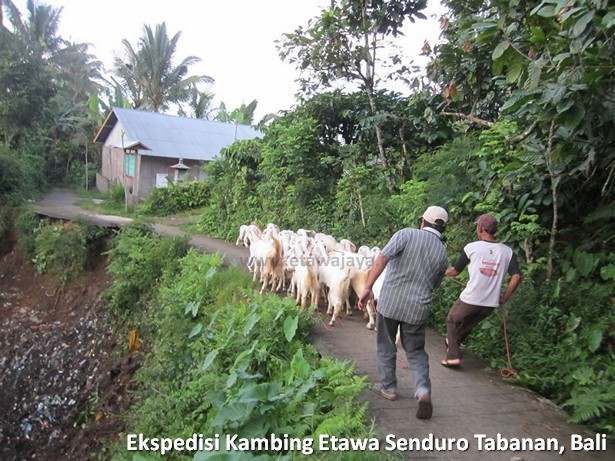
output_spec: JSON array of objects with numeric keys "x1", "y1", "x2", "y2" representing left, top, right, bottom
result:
[{"x1": 455, "y1": 240, "x2": 519, "y2": 308}]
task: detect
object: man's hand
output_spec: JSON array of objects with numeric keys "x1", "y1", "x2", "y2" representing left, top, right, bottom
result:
[{"x1": 357, "y1": 288, "x2": 374, "y2": 311}]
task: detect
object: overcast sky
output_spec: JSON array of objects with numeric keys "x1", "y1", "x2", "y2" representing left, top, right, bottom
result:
[{"x1": 15, "y1": 0, "x2": 446, "y2": 121}]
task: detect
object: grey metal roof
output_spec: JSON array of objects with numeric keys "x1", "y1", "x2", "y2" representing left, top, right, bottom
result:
[{"x1": 94, "y1": 107, "x2": 263, "y2": 161}]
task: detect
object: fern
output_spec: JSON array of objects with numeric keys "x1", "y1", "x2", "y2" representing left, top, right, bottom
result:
[
  {"x1": 563, "y1": 383, "x2": 615, "y2": 424},
  {"x1": 313, "y1": 406, "x2": 369, "y2": 439}
]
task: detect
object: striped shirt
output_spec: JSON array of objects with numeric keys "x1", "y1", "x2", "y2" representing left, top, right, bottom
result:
[{"x1": 378, "y1": 227, "x2": 448, "y2": 324}]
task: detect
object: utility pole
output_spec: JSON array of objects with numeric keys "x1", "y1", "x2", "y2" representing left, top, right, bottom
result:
[{"x1": 121, "y1": 130, "x2": 128, "y2": 212}]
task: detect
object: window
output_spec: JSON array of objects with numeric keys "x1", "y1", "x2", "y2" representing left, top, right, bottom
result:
[{"x1": 124, "y1": 151, "x2": 136, "y2": 177}]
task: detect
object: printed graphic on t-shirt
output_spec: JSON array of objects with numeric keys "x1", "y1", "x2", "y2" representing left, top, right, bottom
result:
[{"x1": 479, "y1": 250, "x2": 500, "y2": 277}]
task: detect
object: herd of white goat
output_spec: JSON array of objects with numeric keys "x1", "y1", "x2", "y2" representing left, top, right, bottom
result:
[{"x1": 236, "y1": 222, "x2": 386, "y2": 328}]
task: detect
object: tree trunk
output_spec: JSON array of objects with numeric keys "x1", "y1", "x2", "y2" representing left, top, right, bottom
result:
[
  {"x1": 357, "y1": 190, "x2": 366, "y2": 228},
  {"x1": 85, "y1": 142, "x2": 89, "y2": 191},
  {"x1": 523, "y1": 238, "x2": 534, "y2": 265},
  {"x1": 546, "y1": 120, "x2": 559, "y2": 281},
  {"x1": 399, "y1": 126, "x2": 411, "y2": 170},
  {"x1": 360, "y1": 17, "x2": 394, "y2": 194},
  {"x1": 365, "y1": 90, "x2": 394, "y2": 194}
]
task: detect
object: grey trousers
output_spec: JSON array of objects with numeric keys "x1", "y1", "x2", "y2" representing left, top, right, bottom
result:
[{"x1": 376, "y1": 313, "x2": 430, "y2": 398}]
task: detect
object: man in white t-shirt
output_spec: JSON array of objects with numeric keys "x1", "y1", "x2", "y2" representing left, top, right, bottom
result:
[{"x1": 441, "y1": 214, "x2": 522, "y2": 367}]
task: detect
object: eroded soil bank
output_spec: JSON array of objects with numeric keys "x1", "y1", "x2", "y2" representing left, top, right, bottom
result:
[{"x1": 0, "y1": 237, "x2": 140, "y2": 461}]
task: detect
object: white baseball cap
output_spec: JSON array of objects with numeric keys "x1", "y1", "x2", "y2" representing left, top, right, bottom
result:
[{"x1": 422, "y1": 206, "x2": 448, "y2": 225}]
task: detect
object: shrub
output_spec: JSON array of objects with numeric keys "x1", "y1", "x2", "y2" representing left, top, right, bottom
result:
[
  {"x1": 503, "y1": 280, "x2": 615, "y2": 433},
  {"x1": 102, "y1": 224, "x2": 189, "y2": 322},
  {"x1": 65, "y1": 160, "x2": 100, "y2": 189},
  {"x1": 0, "y1": 153, "x2": 22, "y2": 199},
  {"x1": 32, "y1": 221, "x2": 88, "y2": 284},
  {"x1": 15, "y1": 208, "x2": 45, "y2": 261},
  {"x1": 0, "y1": 142, "x2": 47, "y2": 201},
  {"x1": 0, "y1": 206, "x2": 12, "y2": 255},
  {"x1": 109, "y1": 183, "x2": 126, "y2": 205},
  {"x1": 105, "y1": 251, "x2": 381, "y2": 460},
  {"x1": 138, "y1": 180, "x2": 211, "y2": 216}
]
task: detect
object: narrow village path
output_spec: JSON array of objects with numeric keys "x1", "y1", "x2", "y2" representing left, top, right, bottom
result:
[{"x1": 33, "y1": 188, "x2": 613, "y2": 461}]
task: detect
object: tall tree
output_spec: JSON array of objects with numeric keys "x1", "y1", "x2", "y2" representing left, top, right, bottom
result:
[
  {"x1": 1, "y1": 0, "x2": 104, "y2": 190},
  {"x1": 278, "y1": 0, "x2": 428, "y2": 192},
  {"x1": 114, "y1": 22, "x2": 211, "y2": 112},
  {"x1": 428, "y1": 0, "x2": 615, "y2": 278},
  {"x1": 0, "y1": 0, "x2": 60, "y2": 145},
  {"x1": 5, "y1": 0, "x2": 104, "y2": 110},
  {"x1": 0, "y1": 26, "x2": 54, "y2": 145},
  {"x1": 4, "y1": 0, "x2": 63, "y2": 56}
]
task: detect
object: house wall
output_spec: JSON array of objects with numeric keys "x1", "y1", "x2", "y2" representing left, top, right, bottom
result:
[
  {"x1": 139, "y1": 156, "x2": 171, "y2": 197},
  {"x1": 100, "y1": 123, "x2": 128, "y2": 187},
  {"x1": 138, "y1": 157, "x2": 207, "y2": 198},
  {"x1": 101, "y1": 145, "x2": 124, "y2": 186}
]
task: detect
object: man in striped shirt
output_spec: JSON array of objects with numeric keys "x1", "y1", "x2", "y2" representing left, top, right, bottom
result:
[{"x1": 358, "y1": 206, "x2": 449, "y2": 420}]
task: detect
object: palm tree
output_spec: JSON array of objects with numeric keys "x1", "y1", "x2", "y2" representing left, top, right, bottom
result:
[
  {"x1": 1, "y1": 0, "x2": 104, "y2": 146},
  {"x1": 177, "y1": 82, "x2": 216, "y2": 119},
  {"x1": 114, "y1": 22, "x2": 212, "y2": 112},
  {"x1": 52, "y1": 42, "x2": 103, "y2": 103},
  {"x1": 3, "y1": 0, "x2": 64, "y2": 56}
]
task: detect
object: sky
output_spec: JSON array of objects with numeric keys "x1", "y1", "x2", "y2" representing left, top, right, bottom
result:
[{"x1": 14, "y1": 0, "x2": 447, "y2": 121}]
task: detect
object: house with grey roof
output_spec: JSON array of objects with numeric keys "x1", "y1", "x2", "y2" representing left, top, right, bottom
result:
[{"x1": 93, "y1": 107, "x2": 262, "y2": 203}]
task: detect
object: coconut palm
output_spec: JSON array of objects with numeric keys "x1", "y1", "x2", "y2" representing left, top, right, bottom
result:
[
  {"x1": 176, "y1": 82, "x2": 216, "y2": 119},
  {"x1": 114, "y1": 22, "x2": 212, "y2": 112},
  {"x1": 1, "y1": 0, "x2": 103, "y2": 146},
  {"x1": 3, "y1": 0, "x2": 64, "y2": 56}
]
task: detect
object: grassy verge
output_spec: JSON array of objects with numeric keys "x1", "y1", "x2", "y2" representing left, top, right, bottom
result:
[{"x1": 101, "y1": 229, "x2": 396, "y2": 460}]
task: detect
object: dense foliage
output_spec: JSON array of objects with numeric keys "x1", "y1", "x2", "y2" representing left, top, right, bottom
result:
[
  {"x1": 0, "y1": 0, "x2": 103, "y2": 196},
  {"x1": 103, "y1": 223, "x2": 190, "y2": 322},
  {"x1": 13, "y1": 209, "x2": 111, "y2": 284},
  {"x1": 138, "y1": 180, "x2": 212, "y2": 216},
  {"x1": 103, "y1": 230, "x2": 387, "y2": 460}
]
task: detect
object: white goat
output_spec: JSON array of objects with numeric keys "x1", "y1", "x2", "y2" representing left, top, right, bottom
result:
[
  {"x1": 293, "y1": 251, "x2": 321, "y2": 310},
  {"x1": 312, "y1": 242, "x2": 353, "y2": 326},
  {"x1": 369, "y1": 267, "x2": 387, "y2": 329},
  {"x1": 329, "y1": 249, "x2": 377, "y2": 329},
  {"x1": 248, "y1": 234, "x2": 284, "y2": 294},
  {"x1": 236, "y1": 223, "x2": 261, "y2": 247},
  {"x1": 276, "y1": 230, "x2": 298, "y2": 291},
  {"x1": 263, "y1": 222, "x2": 280, "y2": 238},
  {"x1": 314, "y1": 233, "x2": 337, "y2": 252},
  {"x1": 336, "y1": 238, "x2": 357, "y2": 253}
]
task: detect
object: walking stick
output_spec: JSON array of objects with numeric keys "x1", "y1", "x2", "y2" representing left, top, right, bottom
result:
[
  {"x1": 499, "y1": 307, "x2": 517, "y2": 378},
  {"x1": 445, "y1": 275, "x2": 466, "y2": 287}
]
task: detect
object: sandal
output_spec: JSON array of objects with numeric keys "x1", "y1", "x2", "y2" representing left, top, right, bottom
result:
[{"x1": 441, "y1": 358, "x2": 461, "y2": 368}]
